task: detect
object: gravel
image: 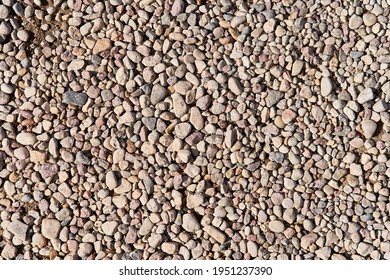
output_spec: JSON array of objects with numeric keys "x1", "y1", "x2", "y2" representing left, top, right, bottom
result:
[{"x1": 0, "y1": 0, "x2": 389, "y2": 261}]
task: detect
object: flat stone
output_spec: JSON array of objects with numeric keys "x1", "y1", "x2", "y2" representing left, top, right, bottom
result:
[
  {"x1": 363, "y1": 13, "x2": 377, "y2": 27},
  {"x1": 265, "y1": 90, "x2": 284, "y2": 107},
  {"x1": 301, "y1": 233, "x2": 318, "y2": 249},
  {"x1": 41, "y1": 218, "x2": 61, "y2": 239},
  {"x1": 63, "y1": 91, "x2": 88, "y2": 106},
  {"x1": 7, "y1": 220, "x2": 29, "y2": 241},
  {"x1": 39, "y1": 163, "x2": 58, "y2": 179},
  {"x1": 67, "y1": 59, "x2": 85, "y2": 71}
]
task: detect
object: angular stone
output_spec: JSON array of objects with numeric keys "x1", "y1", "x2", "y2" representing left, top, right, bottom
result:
[
  {"x1": 171, "y1": 0, "x2": 184, "y2": 16},
  {"x1": 357, "y1": 88, "x2": 375, "y2": 104},
  {"x1": 7, "y1": 220, "x2": 29, "y2": 241},
  {"x1": 151, "y1": 84, "x2": 168, "y2": 105},
  {"x1": 93, "y1": 38, "x2": 112, "y2": 53},
  {"x1": 41, "y1": 218, "x2": 61, "y2": 239}
]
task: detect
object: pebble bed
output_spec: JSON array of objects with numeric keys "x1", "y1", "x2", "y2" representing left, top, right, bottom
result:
[{"x1": 0, "y1": 0, "x2": 390, "y2": 260}]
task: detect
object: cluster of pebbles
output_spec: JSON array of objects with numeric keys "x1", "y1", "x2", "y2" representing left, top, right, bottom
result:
[{"x1": 0, "y1": 0, "x2": 390, "y2": 260}]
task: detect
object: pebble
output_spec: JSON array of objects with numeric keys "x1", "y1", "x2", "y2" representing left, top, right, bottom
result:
[
  {"x1": 320, "y1": 77, "x2": 333, "y2": 96},
  {"x1": 268, "y1": 220, "x2": 285, "y2": 233},
  {"x1": 63, "y1": 91, "x2": 88, "y2": 107},
  {"x1": 41, "y1": 219, "x2": 61, "y2": 240},
  {"x1": 357, "y1": 88, "x2": 375, "y2": 104},
  {"x1": 16, "y1": 132, "x2": 37, "y2": 146},
  {"x1": 182, "y1": 213, "x2": 201, "y2": 232},
  {"x1": 361, "y1": 120, "x2": 377, "y2": 139},
  {"x1": 228, "y1": 77, "x2": 243, "y2": 95},
  {"x1": 0, "y1": 0, "x2": 388, "y2": 261},
  {"x1": 7, "y1": 220, "x2": 29, "y2": 241}
]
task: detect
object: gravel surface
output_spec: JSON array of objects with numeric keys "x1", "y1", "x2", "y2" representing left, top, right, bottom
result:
[{"x1": 0, "y1": 0, "x2": 390, "y2": 260}]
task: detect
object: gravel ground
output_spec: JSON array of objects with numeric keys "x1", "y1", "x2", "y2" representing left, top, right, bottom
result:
[{"x1": 0, "y1": 0, "x2": 390, "y2": 260}]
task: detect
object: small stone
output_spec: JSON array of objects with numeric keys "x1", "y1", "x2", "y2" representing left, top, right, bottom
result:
[
  {"x1": 204, "y1": 225, "x2": 226, "y2": 244},
  {"x1": 63, "y1": 91, "x2": 88, "y2": 106},
  {"x1": 102, "y1": 221, "x2": 119, "y2": 236},
  {"x1": 316, "y1": 247, "x2": 331, "y2": 260},
  {"x1": 189, "y1": 107, "x2": 204, "y2": 130},
  {"x1": 268, "y1": 220, "x2": 285, "y2": 233},
  {"x1": 175, "y1": 123, "x2": 192, "y2": 139},
  {"x1": 247, "y1": 241, "x2": 258, "y2": 258},
  {"x1": 363, "y1": 13, "x2": 377, "y2": 27},
  {"x1": 349, "y1": 15, "x2": 363, "y2": 29},
  {"x1": 172, "y1": 93, "x2": 188, "y2": 118},
  {"x1": 0, "y1": 5, "x2": 10, "y2": 19},
  {"x1": 1, "y1": 243, "x2": 17, "y2": 259},
  {"x1": 350, "y1": 163, "x2": 363, "y2": 176},
  {"x1": 93, "y1": 38, "x2": 112, "y2": 53},
  {"x1": 106, "y1": 171, "x2": 118, "y2": 189},
  {"x1": 361, "y1": 119, "x2": 377, "y2": 139},
  {"x1": 291, "y1": 60, "x2": 304, "y2": 76},
  {"x1": 357, "y1": 242, "x2": 374, "y2": 257},
  {"x1": 184, "y1": 163, "x2": 200, "y2": 178},
  {"x1": 39, "y1": 163, "x2": 58, "y2": 179},
  {"x1": 281, "y1": 109, "x2": 297, "y2": 124},
  {"x1": 357, "y1": 88, "x2": 375, "y2": 104},
  {"x1": 30, "y1": 150, "x2": 46, "y2": 163},
  {"x1": 7, "y1": 220, "x2": 29, "y2": 241},
  {"x1": 67, "y1": 59, "x2": 85, "y2": 71},
  {"x1": 301, "y1": 233, "x2": 318, "y2": 249},
  {"x1": 161, "y1": 242, "x2": 179, "y2": 254},
  {"x1": 182, "y1": 213, "x2": 201, "y2": 232},
  {"x1": 320, "y1": 77, "x2": 333, "y2": 96},
  {"x1": 148, "y1": 234, "x2": 163, "y2": 248},
  {"x1": 228, "y1": 77, "x2": 243, "y2": 95},
  {"x1": 373, "y1": 100, "x2": 388, "y2": 112},
  {"x1": 151, "y1": 84, "x2": 168, "y2": 105},
  {"x1": 171, "y1": 0, "x2": 184, "y2": 16},
  {"x1": 78, "y1": 243, "x2": 93, "y2": 257},
  {"x1": 16, "y1": 132, "x2": 37, "y2": 146},
  {"x1": 41, "y1": 218, "x2": 61, "y2": 239}
]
